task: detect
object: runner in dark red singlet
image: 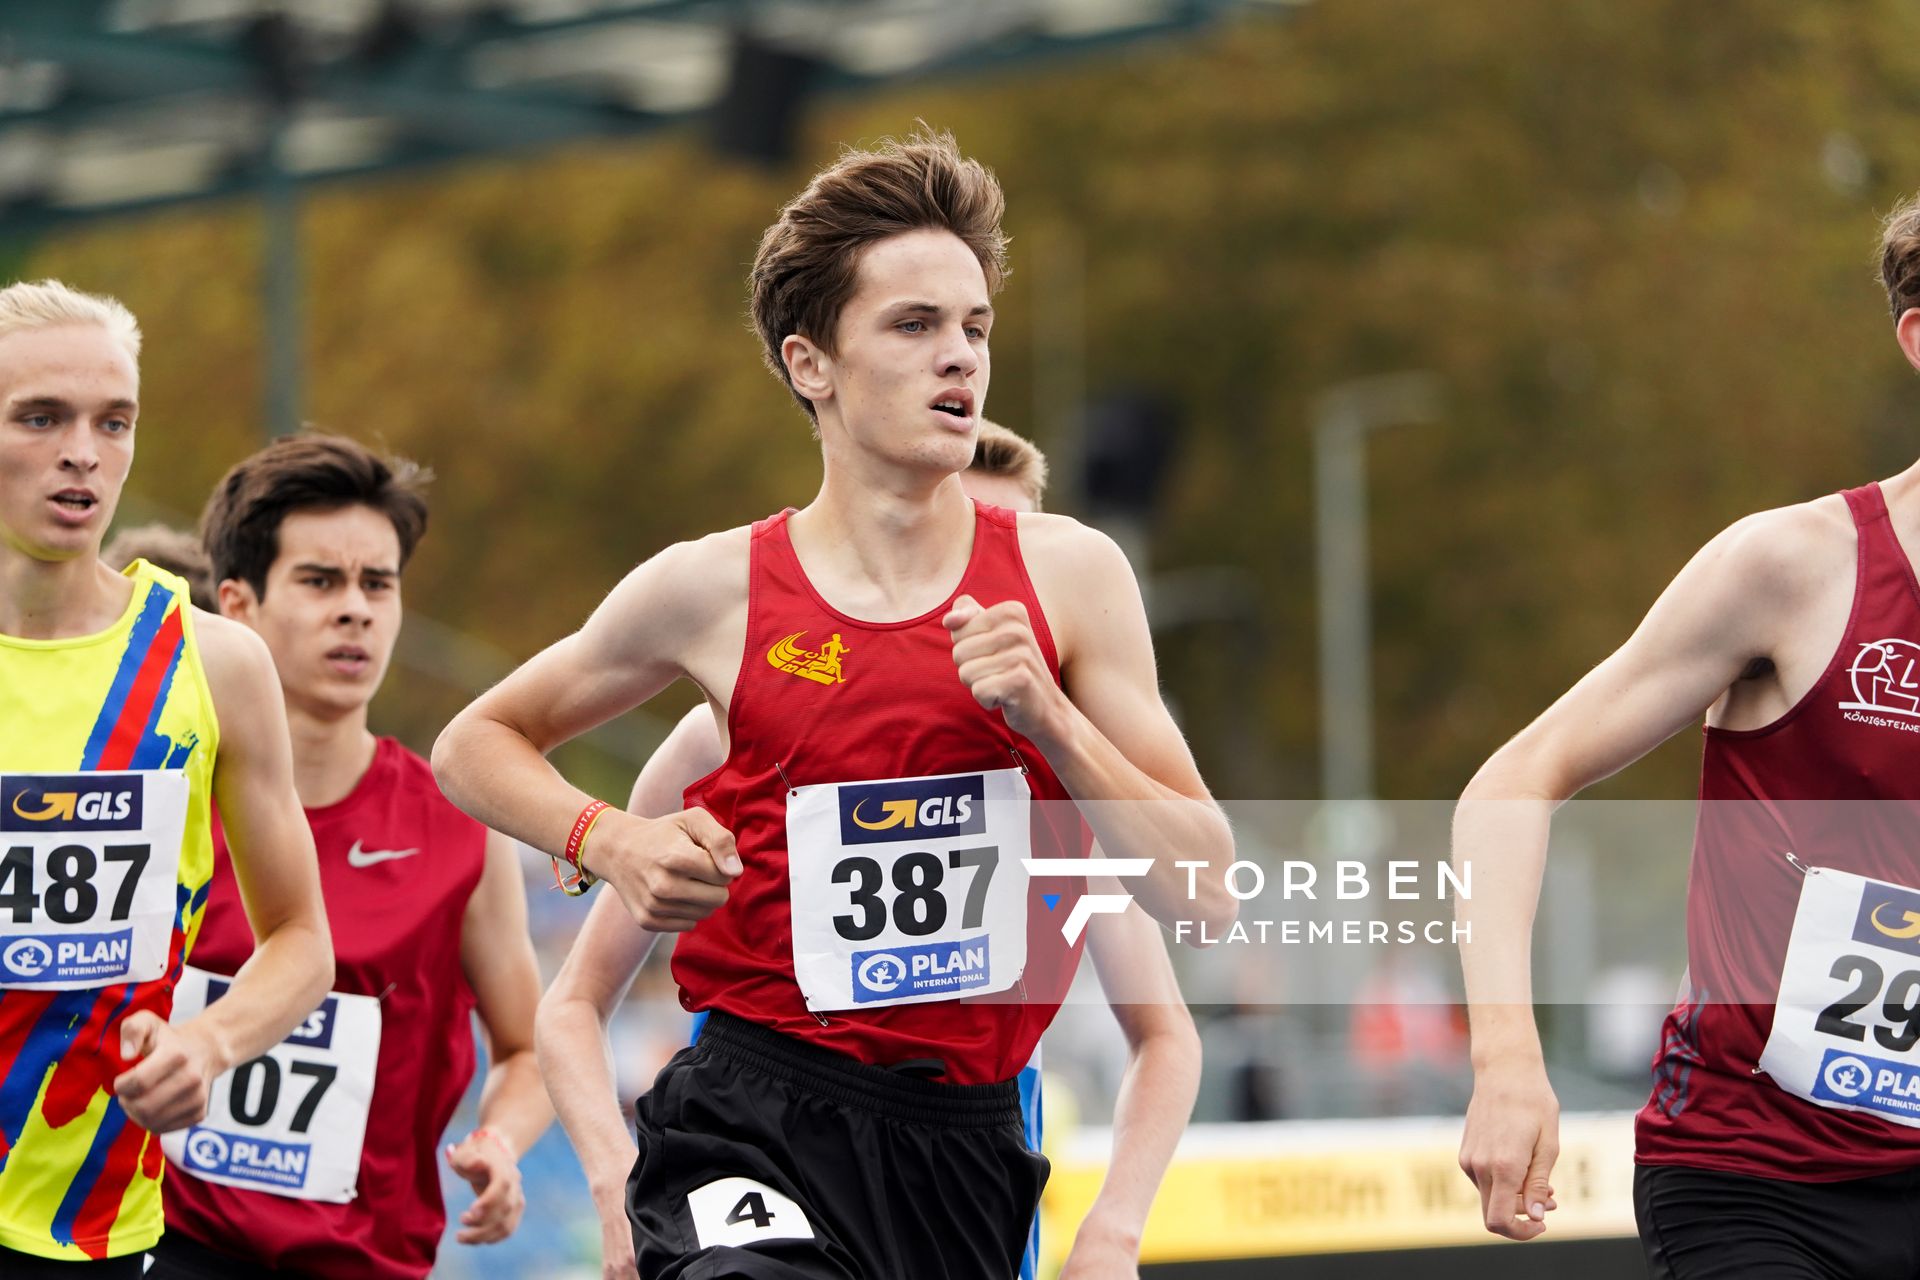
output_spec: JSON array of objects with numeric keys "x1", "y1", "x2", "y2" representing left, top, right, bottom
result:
[
  {"x1": 147, "y1": 435, "x2": 549, "y2": 1280},
  {"x1": 433, "y1": 131, "x2": 1235, "y2": 1278},
  {"x1": 1454, "y1": 195, "x2": 1920, "y2": 1277}
]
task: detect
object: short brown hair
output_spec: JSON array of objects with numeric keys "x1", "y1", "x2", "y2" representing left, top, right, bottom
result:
[
  {"x1": 200, "y1": 433, "x2": 430, "y2": 599},
  {"x1": 750, "y1": 128, "x2": 1008, "y2": 418},
  {"x1": 1880, "y1": 192, "x2": 1920, "y2": 319},
  {"x1": 103, "y1": 523, "x2": 215, "y2": 611},
  {"x1": 970, "y1": 420, "x2": 1048, "y2": 510}
]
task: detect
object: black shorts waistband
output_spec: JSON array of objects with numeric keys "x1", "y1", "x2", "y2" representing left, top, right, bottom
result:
[{"x1": 695, "y1": 1010, "x2": 1023, "y2": 1130}]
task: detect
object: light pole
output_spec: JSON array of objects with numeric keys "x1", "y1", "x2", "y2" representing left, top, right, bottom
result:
[
  {"x1": 1313, "y1": 371, "x2": 1441, "y2": 800},
  {"x1": 262, "y1": 117, "x2": 303, "y2": 438}
]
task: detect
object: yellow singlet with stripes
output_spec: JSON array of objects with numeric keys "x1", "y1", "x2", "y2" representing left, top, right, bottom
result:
[{"x1": 0, "y1": 561, "x2": 218, "y2": 1260}]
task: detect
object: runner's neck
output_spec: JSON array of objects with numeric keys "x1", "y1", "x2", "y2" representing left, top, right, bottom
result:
[
  {"x1": 0, "y1": 547, "x2": 132, "y2": 640},
  {"x1": 789, "y1": 472, "x2": 977, "y2": 621},
  {"x1": 286, "y1": 705, "x2": 379, "y2": 809},
  {"x1": 1879, "y1": 459, "x2": 1920, "y2": 571}
]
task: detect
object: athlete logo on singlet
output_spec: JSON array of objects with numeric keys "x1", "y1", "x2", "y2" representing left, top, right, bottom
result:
[
  {"x1": 767, "y1": 632, "x2": 849, "y2": 686},
  {"x1": 1840, "y1": 639, "x2": 1920, "y2": 721}
]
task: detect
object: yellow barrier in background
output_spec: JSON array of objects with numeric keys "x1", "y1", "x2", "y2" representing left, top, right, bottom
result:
[{"x1": 1039, "y1": 1111, "x2": 1638, "y2": 1266}]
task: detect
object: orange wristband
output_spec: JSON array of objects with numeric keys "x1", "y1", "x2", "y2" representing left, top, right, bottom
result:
[{"x1": 472, "y1": 1127, "x2": 517, "y2": 1162}]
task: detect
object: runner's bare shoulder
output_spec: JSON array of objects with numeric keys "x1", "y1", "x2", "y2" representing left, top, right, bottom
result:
[
  {"x1": 1702, "y1": 495, "x2": 1857, "y2": 617},
  {"x1": 1009, "y1": 511, "x2": 1134, "y2": 591},
  {"x1": 593, "y1": 524, "x2": 754, "y2": 666},
  {"x1": 189, "y1": 606, "x2": 277, "y2": 694}
]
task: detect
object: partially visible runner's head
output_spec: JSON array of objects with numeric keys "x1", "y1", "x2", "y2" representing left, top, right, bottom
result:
[
  {"x1": 0, "y1": 279, "x2": 143, "y2": 565},
  {"x1": 965, "y1": 419, "x2": 1047, "y2": 513},
  {"x1": 1880, "y1": 191, "x2": 1920, "y2": 321},
  {"x1": 102, "y1": 521, "x2": 215, "y2": 610},
  {"x1": 199, "y1": 432, "x2": 430, "y2": 720},
  {"x1": 750, "y1": 127, "x2": 1005, "y2": 470}
]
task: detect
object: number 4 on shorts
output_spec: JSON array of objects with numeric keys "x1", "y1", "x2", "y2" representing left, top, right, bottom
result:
[
  {"x1": 728, "y1": 1191, "x2": 774, "y2": 1229},
  {"x1": 686, "y1": 1177, "x2": 816, "y2": 1250}
]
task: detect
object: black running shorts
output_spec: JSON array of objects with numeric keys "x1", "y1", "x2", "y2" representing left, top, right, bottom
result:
[
  {"x1": 627, "y1": 1010, "x2": 1048, "y2": 1279},
  {"x1": 0, "y1": 1244, "x2": 145, "y2": 1279},
  {"x1": 1635, "y1": 1161, "x2": 1920, "y2": 1279}
]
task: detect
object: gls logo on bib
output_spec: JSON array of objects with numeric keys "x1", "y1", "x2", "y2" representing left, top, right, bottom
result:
[
  {"x1": 1853, "y1": 880, "x2": 1920, "y2": 959},
  {"x1": 1, "y1": 775, "x2": 142, "y2": 832},
  {"x1": 838, "y1": 776, "x2": 986, "y2": 846}
]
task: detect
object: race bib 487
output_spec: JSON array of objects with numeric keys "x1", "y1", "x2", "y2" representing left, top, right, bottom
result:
[{"x1": 0, "y1": 771, "x2": 185, "y2": 989}]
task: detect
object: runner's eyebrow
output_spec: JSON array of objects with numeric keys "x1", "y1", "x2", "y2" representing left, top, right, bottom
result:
[
  {"x1": 290, "y1": 563, "x2": 399, "y2": 580},
  {"x1": 10, "y1": 395, "x2": 138, "y2": 411},
  {"x1": 887, "y1": 302, "x2": 995, "y2": 321}
]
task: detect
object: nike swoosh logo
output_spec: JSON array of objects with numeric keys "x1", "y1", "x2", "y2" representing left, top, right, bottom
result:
[{"x1": 347, "y1": 840, "x2": 421, "y2": 869}]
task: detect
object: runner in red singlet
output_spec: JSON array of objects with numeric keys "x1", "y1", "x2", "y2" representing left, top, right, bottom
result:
[
  {"x1": 536, "y1": 423, "x2": 1201, "y2": 1280},
  {"x1": 1454, "y1": 196, "x2": 1920, "y2": 1277},
  {"x1": 433, "y1": 130, "x2": 1233, "y2": 1278},
  {"x1": 146, "y1": 435, "x2": 549, "y2": 1279}
]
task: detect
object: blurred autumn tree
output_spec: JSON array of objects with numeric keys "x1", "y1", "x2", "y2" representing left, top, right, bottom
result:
[{"x1": 27, "y1": 0, "x2": 1920, "y2": 801}]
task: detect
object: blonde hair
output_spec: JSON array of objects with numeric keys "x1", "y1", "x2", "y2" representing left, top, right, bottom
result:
[
  {"x1": 970, "y1": 420, "x2": 1048, "y2": 510},
  {"x1": 0, "y1": 279, "x2": 141, "y2": 358}
]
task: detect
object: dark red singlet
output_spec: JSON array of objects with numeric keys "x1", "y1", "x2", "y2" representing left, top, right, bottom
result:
[
  {"x1": 1638, "y1": 483, "x2": 1920, "y2": 1180},
  {"x1": 163, "y1": 738, "x2": 487, "y2": 1278}
]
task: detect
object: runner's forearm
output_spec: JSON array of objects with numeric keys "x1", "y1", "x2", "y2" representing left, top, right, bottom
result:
[
  {"x1": 1453, "y1": 773, "x2": 1555, "y2": 1068},
  {"x1": 474, "y1": 1047, "x2": 551, "y2": 1160},
  {"x1": 1033, "y1": 704, "x2": 1235, "y2": 928},
  {"x1": 433, "y1": 713, "x2": 609, "y2": 862},
  {"x1": 1081, "y1": 1021, "x2": 1201, "y2": 1245},
  {"x1": 191, "y1": 919, "x2": 334, "y2": 1073},
  {"x1": 535, "y1": 995, "x2": 640, "y2": 1197}
]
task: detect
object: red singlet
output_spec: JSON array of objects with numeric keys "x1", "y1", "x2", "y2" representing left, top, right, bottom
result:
[
  {"x1": 677, "y1": 503, "x2": 1090, "y2": 1085},
  {"x1": 163, "y1": 738, "x2": 486, "y2": 1277},
  {"x1": 1638, "y1": 483, "x2": 1920, "y2": 1180}
]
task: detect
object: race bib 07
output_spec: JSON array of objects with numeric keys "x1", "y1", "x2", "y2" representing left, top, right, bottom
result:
[
  {"x1": 0, "y1": 771, "x2": 185, "y2": 990},
  {"x1": 787, "y1": 767, "x2": 1031, "y2": 1012},
  {"x1": 162, "y1": 966, "x2": 383, "y2": 1202},
  {"x1": 1759, "y1": 864, "x2": 1920, "y2": 1127}
]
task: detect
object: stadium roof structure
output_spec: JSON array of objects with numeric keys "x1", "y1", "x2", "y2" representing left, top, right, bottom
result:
[
  {"x1": 0, "y1": 0, "x2": 1294, "y2": 431},
  {"x1": 0, "y1": 0, "x2": 1291, "y2": 226}
]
